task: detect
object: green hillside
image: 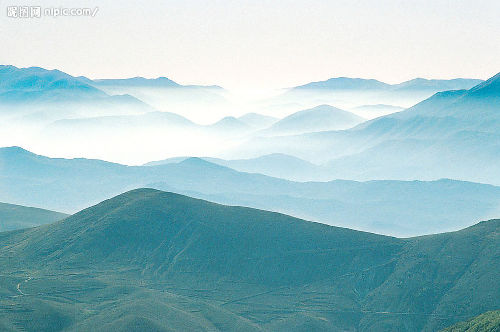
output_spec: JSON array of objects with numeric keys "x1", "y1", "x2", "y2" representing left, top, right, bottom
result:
[
  {"x1": 0, "y1": 189, "x2": 498, "y2": 331},
  {"x1": 441, "y1": 310, "x2": 500, "y2": 332},
  {"x1": 0, "y1": 202, "x2": 68, "y2": 231}
]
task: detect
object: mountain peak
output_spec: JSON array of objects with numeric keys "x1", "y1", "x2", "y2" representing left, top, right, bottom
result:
[
  {"x1": 177, "y1": 157, "x2": 227, "y2": 169},
  {"x1": 0, "y1": 146, "x2": 36, "y2": 157},
  {"x1": 210, "y1": 116, "x2": 251, "y2": 131},
  {"x1": 287, "y1": 104, "x2": 364, "y2": 121},
  {"x1": 261, "y1": 104, "x2": 365, "y2": 135}
]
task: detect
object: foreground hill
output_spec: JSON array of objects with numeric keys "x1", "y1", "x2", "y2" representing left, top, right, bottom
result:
[
  {"x1": 0, "y1": 189, "x2": 498, "y2": 331},
  {"x1": 2, "y1": 147, "x2": 500, "y2": 236},
  {"x1": 441, "y1": 310, "x2": 500, "y2": 332},
  {"x1": 0, "y1": 202, "x2": 67, "y2": 232}
]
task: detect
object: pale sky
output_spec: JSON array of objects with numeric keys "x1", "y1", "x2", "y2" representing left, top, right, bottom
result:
[{"x1": 1, "y1": 0, "x2": 499, "y2": 90}]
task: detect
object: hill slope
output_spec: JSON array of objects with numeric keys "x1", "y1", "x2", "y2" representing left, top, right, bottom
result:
[
  {"x1": 0, "y1": 202, "x2": 68, "y2": 231},
  {"x1": 441, "y1": 310, "x2": 500, "y2": 332},
  {"x1": 0, "y1": 189, "x2": 498, "y2": 331}
]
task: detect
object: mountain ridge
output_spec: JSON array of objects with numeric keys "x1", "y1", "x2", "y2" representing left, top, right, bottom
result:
[
  {"x1": 259, "y1": 104, "x2": 365, "y2": 135},
  {"x1": 292, "y1": 76, "x2": 484, "y2": 91},
  {"x1": 2, "y1": 146, "x2": 500, "y2": 236}
]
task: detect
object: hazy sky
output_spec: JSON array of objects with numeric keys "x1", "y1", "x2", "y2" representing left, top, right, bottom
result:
[{"x1": 1, "y1": 0, "x2": 499, "y2": 90}]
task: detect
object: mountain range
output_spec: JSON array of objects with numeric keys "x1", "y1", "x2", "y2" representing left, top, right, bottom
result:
[
  {"x1": 1, "y1": 146, "x2": 500, "y2": 236},
  {"x1": 232, "y1": 72, "x2": 500, "y2": 185},
  {"x1": 29, "y1": 103, "x2": 367, "y2": 164},
  {"x1": 90, "y1": 75, "x2": 230, "y2": 122},
  {"x1": 293, "y1": 77, "x2": 483, "y2": 92},
  {"x1": 0, "y1": 65, "x2": 154, "y2": 121},
  {"x1": 4, "y1": 65, "x2": 495, "y2": 169},
  {"x1": 270, "y1": 76, "x2": 485, "y2": 113},
  {"x1": 145, "y1": 153, "x2": 325, "y2": 182},
  {"x1": 0, "y1": 189, "x2": 497, "y2": 331}
]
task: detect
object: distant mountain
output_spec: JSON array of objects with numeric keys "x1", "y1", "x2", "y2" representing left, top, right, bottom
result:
[
  {"x1": 0, "y1": 189, "x2": 498, "y2": 331},
  {"x1": 145, "y1": 153, "x2": 325, "y2": 181},
  {"x1": 36, "y1": 112, "x2": 256, "y2": 164},
  {"x1": 392, "y1": 78, "x2": 484, "y2": 92},
  {"x1": 0, "y1": 65, "x2": 105, "y2": 99},
  {"x1": 33, "y1": 104, "x2": 363, "y2": 164},
  {"x1": 293, "y1": 77, "x2": 391, "y2": 90},
  {"x1": 0, "y1": 202, "x2": 68, "y2": 231},
  {"x1": 143, "y1": 156, "x2": 191, "y2": 166},
  {"x1": 204, "y1": 154, "x2": 323, "y2": 181},
  {"x1": 271, "y1": 76, "x2": 486, "y2": 117},
  {"x1": 292, "y1": 76, "x2": 483, "y2": 92},
  {"x1": 441, "y1": 310, "x2": 500, "y2": 332},
  {"x1": 233, "y1": 73, "x2": 500, "y2": 184},
  {"x1": 0, "y1": 65, "x2": 155, "y2": 121},
  {"x1": 93, "y1": 77, "x2": 223, "y2": 90},
  {"x1": 0, "y1": 66, "x2": 232, "y2": 128},
  {"x1": 260, "y1": 105, "x2": 365, "y2": 136},
  {"x1": 2, "y1": 147, "x2": 500, "y2": 236},
  {"x1": 237, "y1": 113, "x2": 278, "y2": 129},
  {"x1": 323, "y1": 72, "x2": 500, "y2": 182},
  {"x1": 90, "y1": 75, "x2": 230, "y2": 122},
  {"x1": 208, "y1": 116, "x2": 253, "y2": 135},
  {"x1": 46, "y1": 111, "x2": 195, "y2": 131},
  {"x1": 93, "y1": 76, "x2": 181, "y2": 88}
]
